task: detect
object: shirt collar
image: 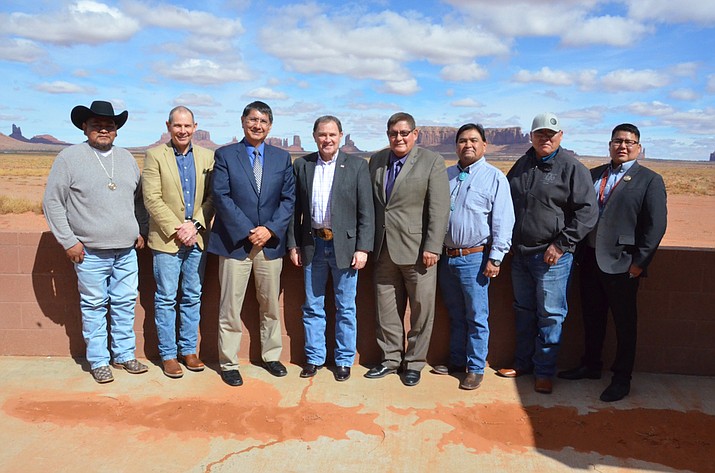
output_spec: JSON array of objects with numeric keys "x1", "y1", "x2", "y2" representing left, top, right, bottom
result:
[
  {"x1": 318, "y1": 150, "x2": 339, "y2": 166},
  {"x1": 172, "y1": 142, "x2": 193, "y2": 157},
  {"x1": 458, "y1": 156, "x2": 485, "y2": 173},
  {"x1": 610, "y1": 159, "x2": 636, "y2": 174}
]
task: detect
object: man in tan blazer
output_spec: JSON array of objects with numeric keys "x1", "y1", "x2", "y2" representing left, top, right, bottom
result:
[
  {"x1": 366, "y1": 112, "x2": 450, "y2": 386},
  {"x1": 142, "y1": 106, "x2": 214, "y2": 378}
]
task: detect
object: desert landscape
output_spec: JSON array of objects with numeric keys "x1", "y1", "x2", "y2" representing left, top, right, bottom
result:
[{"x1": 0, "y1": 152, "x2": 713, "y2": 248}]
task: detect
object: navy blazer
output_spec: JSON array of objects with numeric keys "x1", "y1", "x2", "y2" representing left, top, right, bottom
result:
[
  {"x1": 590, "y1": 160, "x2": 667, "y2": 274},
  {"x1": 287, "y1": 151, "x2": 374, "y2": 269},
  {"x1": 207, "y1": 139, "x2": 295, "y2": 260}
]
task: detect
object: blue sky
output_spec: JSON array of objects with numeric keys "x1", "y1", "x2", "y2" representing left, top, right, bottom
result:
[{"x1": 1, "y1": 0, "x2": 715, "y2": 160}]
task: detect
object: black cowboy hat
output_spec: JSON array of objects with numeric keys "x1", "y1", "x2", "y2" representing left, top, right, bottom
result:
[{"x1": 70, "y1": 100, "x2": 129, "y2": 130}]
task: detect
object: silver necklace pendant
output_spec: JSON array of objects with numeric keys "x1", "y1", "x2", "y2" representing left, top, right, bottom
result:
[{"x1": 108, "y1": 182, "x2": 117, "y2": 190}]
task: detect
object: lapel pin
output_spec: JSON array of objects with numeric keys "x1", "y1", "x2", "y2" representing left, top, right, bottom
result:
[{"x1": 623, "y1": 176, "x2": 632, "y2": 182}]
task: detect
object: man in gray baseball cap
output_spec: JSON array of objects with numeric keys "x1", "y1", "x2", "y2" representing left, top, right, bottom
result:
[
  {"x1": 496, "y1": 112, "x2": 598, "y2": 395},
  {"x1": 43, "y1": 100, "x2": 149, "y2": 384}
]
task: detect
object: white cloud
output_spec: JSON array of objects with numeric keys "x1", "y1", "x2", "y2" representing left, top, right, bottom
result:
[
  {"x1": 626, "y1": 0, "x2": 715, "y2": 24},
  {"x1": 346, "y1": 101, "x2": 401, "y2": 111},
  {"x1": 513, "y1": 66, "x2": 673, "y2": 92},
  {"x1": 450, "y1": 98, "x2": 483, "y2": 108},
  {"x1": 707, "y1": 75, "x2": 715, "y2": 94},
  {"x1": 627, "y1": 101, "x2": 676, "y2": 116},
  {"x1": 601, "y1": 69, "x2": 670, "y2": 91},
  {"x1": 379, "y1": 79, "x2": 420, "y2": 95},
  {"x1": 559, "y1": 106, "x2": 608, "y2": 125},
  {"x1": 0, "y1": 39, "x2": 45, "y2": 63},
  {"x1": 669, "y1": 89, "x2": 699, "y2": 101},
  {"x1": 276, "y1": 102, "x2": 323, "y2": 115},
  {"x1": 122, "y1": 1, "x2": 244, "y2": 38},
  {"x1": 561, "y1": 16, "x2": 651, "y2": 47},
  {"x1": 670, "y1": 62, "x2": 699, "y2": 77},
  {"x1": 445, "y1": 1, "x2": 654, "y2": 46},
  {"x1": 440, "y1": 63, "x2": 488, "y2": 82},
  {"x1": 157, "y1": 59, "x2": 251, "y2": 85},
  {"x1": 173, "y1": 93, "x2": 219, "y2": 107},
  {"x1": 1, "y1": 1, "x2": 140, "y2": 45},
  {"x1": 659, "y1": 108, "x2": 715, "y2": 135},
  {"x1": 259, "y1": 5, "x2": 508, "y2": 92},
  {"x1": 513, "y1": 67, "x2": 576, "y2": 86},
  {"x1": 244, "y1": 88, "x2": 289, "y2": 100},
  {"x1": 33, "y1": 81, "x2": 93, "y2": 94}
]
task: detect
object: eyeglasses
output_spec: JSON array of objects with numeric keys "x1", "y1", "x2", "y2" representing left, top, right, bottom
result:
[
  {"x1": 610, "y1": 139, "x2": 639, "y2": 148},
  {"x1": 245, "y1": 117, "x2": 270, "y2": 126},
  {"x1": 387, "y1": 129, "x2": 414, "y2": 139}
]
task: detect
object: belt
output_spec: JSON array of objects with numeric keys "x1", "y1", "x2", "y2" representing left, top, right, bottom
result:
[
  {"x1": 444, "y1": 246, "x2": 485, "y2": 257},
  {"x1": 313, "y1": 228, "x2": 333, "y2": 241}
]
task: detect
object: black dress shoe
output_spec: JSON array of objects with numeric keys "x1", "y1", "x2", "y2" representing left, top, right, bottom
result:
[
  {"x1": 402, "y1": 369, "x2": 421, "y2": 387},
  {"x1": 300, "y1": 363, "x2": 321, "y2": 378},
  {"x1": 364, "y1": 364, "x2": 397, "y2": 379},
  {"x1": 334, "y1": 366, "x2": 351, "y2": 382},
  {"x1": 557, "y1": 365, "x2": 601, "y2": 380},
  {"x1": 432, "y1": 364, "x2": 466, "y2": 375},
  {"x1": 263, "y1": 361, "x2": 288, "y2": 377},
  {"x1": 221, "y1": 369, "x2": 243, "y2": 386},
  {"x1": 600, "y1": 381, "x2": 630, "y2": 402}
]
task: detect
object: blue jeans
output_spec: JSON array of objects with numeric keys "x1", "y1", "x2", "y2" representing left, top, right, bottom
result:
[
  {"x1": 74, "y1": 247, "x2": 138, "y2": 370},
  {"x1": 511, "y1": 251, "x2": 573, "y2": 378},
  {"x1": 438, "y1": 252, "x2": 490, "y2": 374},
  {"x1": 302, "y1": 238, "x2": 358, "y2": 367},
  {"x1": 153, "y1": 245, "x2": 207, "y2": 360}
]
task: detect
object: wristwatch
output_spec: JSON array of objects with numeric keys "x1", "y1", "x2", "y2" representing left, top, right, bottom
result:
[
  {"x1": 489, "y1": 258, "x2": 501, "y2": 267},
  {"x1": 192, "y1": 220, "x2": 204, "y2": 232}
]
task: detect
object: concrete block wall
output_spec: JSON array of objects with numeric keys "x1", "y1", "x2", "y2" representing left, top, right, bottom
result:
[{"x1": 1, "y1": 230, "x2": 714, "y2": 376}]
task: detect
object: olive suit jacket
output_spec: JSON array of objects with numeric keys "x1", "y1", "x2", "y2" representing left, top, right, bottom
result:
[
  {"x1": 369, "y1": 146, "x2": 450, "y2": 264},
  {"x1": 142, "y1": 142, "x2": 215, "y2": 252}
]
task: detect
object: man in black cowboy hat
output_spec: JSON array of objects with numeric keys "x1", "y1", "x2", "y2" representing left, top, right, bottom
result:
[{"x1": 43, "y1": 100, "x2": 149, "y2": 384}]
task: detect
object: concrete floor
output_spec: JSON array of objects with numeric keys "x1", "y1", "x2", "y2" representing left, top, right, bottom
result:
[{"x1": 1, "y1": 357, "x2": 714, "y2": 473}]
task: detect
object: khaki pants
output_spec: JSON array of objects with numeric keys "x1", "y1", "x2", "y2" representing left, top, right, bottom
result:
[{"x1": 217, "y1": 248, "x2": 283, "y2": 371}]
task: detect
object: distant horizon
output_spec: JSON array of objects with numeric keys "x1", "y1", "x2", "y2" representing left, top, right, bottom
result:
[
  {"x1": 5, "y1": 121, "x2": 704, "y2": 163},
  {"x1": 2, "y1": 1, "x2": 714, "y2": 161}
]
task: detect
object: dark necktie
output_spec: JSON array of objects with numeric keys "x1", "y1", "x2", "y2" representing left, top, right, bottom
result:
[
  {"x1": 253, "y1": 149, "x2": 262, "y2": 194},
  {"x1": 385, "y1": 159, "x2": 403, "y2": 201}
]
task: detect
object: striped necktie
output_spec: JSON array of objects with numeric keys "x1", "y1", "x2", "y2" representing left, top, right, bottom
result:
[{"x1": 253, "y1": 149, "x2": 262, "y2": 194}]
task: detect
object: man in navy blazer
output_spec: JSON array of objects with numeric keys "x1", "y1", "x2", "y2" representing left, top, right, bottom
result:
[
  {"x1": 287, "y1": 115, "x2": 374, "y2": 382},
  {"x1": 558, "y1": 123, "x2": 667, "y2": 402},
  {"x1": 207, "y1": 101, "x2": 295, "y2": 386}
]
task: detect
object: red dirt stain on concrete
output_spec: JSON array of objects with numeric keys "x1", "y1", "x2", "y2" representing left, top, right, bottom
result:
[
  {"x1": 4, "y1": 379, "x2": 382, "y2": 445},
  {"x1": 393, "y1": 401, "x2": 715, "y2": 473}
]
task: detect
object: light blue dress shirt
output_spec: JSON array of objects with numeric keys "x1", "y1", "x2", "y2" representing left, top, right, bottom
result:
[{"x1": 444, "y1": 157, "x2": 515, "y2": 262}]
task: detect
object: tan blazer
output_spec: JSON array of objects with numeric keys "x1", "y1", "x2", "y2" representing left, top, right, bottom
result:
[
  {"x1": 142, "y1": 142, "x2": 214, "y2": 252},
  {"x1": 369, "y1": 146, "x2": 450, "y2": 265}
]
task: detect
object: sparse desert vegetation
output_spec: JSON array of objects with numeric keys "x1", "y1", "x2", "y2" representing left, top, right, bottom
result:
[{"x1": 0, "y1": 152, "x2": 713, "y2": 216}]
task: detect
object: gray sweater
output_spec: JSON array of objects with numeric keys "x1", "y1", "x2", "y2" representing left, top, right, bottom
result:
[{"x1": 43, "y1": 142, "x2": 148, "y2": 250}]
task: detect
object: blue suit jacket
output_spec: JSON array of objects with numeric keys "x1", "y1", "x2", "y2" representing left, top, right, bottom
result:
[{"x1": 207, "y1": 139, "x2": 295, "y2": 260}]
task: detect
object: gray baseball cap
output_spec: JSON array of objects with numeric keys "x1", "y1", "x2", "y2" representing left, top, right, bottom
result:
[{"x1": 531, "y1": 112, "x2": 561, "y2": 133}]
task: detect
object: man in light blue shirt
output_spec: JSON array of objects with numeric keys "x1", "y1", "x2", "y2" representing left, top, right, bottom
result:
[{"x1": 436, "y1": 123, "x2": 514, "y2": 390}]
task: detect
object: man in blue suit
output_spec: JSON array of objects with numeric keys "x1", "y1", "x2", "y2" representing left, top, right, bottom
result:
[{"x1": 207, "y1": 101, "x2": 295, "y2": 386}]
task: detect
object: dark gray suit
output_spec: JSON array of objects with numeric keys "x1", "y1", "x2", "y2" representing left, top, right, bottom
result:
[
  {"x1": 288, "y1": 151, "x2": 374, "y2": 367},
  {"x1": 288, "y1": 151, "x2": 374, "y2": 268},
  {"x1": 579, "y1": 160, "x2": 667, "y2": 381}
]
